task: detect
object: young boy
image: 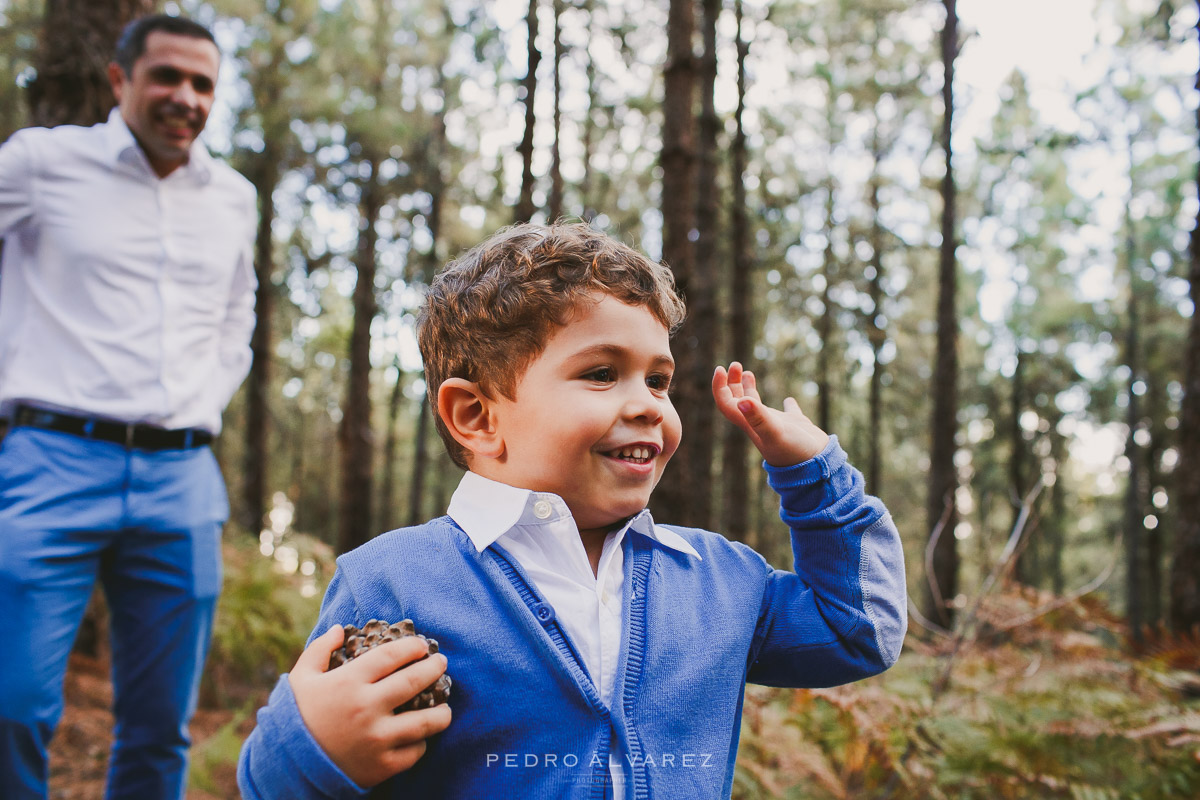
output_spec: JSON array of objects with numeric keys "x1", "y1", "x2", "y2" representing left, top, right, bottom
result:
[{"x1": 238, "y1": 222, "x2": 906, "y2": 799}]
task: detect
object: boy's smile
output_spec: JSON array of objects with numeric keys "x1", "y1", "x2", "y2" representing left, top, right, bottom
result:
[{"x1": 478, "y1": 293, "x2": 681, "y2": 538}]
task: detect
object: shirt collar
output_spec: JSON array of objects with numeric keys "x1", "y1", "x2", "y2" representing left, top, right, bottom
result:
[
  {"x1": 103, "y1": 108, "x2": 213, "y2": 183},
  {"x1": 447, "y1": 470, "x2": 701, "y2": 560}
]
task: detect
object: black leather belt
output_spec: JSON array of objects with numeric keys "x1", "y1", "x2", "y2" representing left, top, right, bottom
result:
[{"x1": 13, "y1": 405, "x2": 213, "y2": 450}]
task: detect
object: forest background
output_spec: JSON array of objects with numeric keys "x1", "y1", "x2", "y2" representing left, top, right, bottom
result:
[{"x1": 2, "y1": 0, "x2": 1200, "y2": 797}]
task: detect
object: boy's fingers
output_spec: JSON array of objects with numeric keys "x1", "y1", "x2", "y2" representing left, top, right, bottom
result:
[
  {"x1": 380, "y1": 703, "x2": 453, "y2": 744},
  {"x1": 783, "y1": 396, "x2": 801, "y2": 413},
  {"x1": 376, "y1": 652, "x2": 448, "y2": 707},
  {"x1": 741, "y1": 369, "x2": 760, "y2": 401},
  {"x1": 349, "y1": 636, "x2": 435, "y2": 683},
  {"x1": 294, "y1": 625, "x2": 345, "y2": 674},
  {"x1": 736, "y1": 398, "x2": 767, "y2": 430}
]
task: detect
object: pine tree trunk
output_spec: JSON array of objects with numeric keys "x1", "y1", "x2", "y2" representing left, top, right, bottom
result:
[
  {"x1": 1011, "y1": 349, "x2": 1033, "y2": 585},
  {"x1": 1145, "y1": 415, "x2": 1163, "y2": 627},
  {"x1": 867, "y1": 136, "x2": 885, "y2": 494},
  {"x1": 721, "y1": 0, "x2": 752, "y2": 543},
  {"x1": 671, "y1": 0, "x2": 721, "y2": 530},
  {"x1": 408, "y1": 393, "x2": 431, "y2": 527},
  {"x1": 378, "y1": 359, "x2": 404, "y2": 531},
  {"x1": 652, "y1": 0, "x2": 698, "y2": 526},
  {"x1": 243, "y1": 155, "x2": 279, "y2": 536},
  {"x1": 337, "y1": 157, "x2": 381, "y2": 555},
  {"x1": 548, "y1": 0, "x2": 564, "y2": 221},
  {"x1": 818, "y1": 171, "x2": 835, "y2": 432},
  {"x1": 1169, "y1": 1, "x2": 1200, "y2": 635},
  {"x1": 580, "y1": 0, "x2": 597, "y2": 222},
  {"x1": 924, "y1": 0, "x2": 960, "y2": 630},
  {"x1": 1123, "y1": 198, "x2": 1145, "y2": 646},
  {"x1": 27, "y1": 0, "x2": 154, "y2": 128},
  {"x1": 514, "y1": 0, "x2": 540, "y2": 223}
]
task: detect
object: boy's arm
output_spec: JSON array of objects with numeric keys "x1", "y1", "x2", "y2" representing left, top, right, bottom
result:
[
  {"x1": 238, "y1": 570, "x2": 452, "y2": 798},
  {"x1": 713, "y1": 363, "x2": 907, "y2": 686}
]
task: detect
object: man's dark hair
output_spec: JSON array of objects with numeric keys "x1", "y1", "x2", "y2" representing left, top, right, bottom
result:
[{"x1": 113, "y1": 14, "x2": 216, "y2": 76}]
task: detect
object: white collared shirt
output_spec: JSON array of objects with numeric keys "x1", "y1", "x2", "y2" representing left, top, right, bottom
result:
[
  {"x1": 0, "y1": 110, "x2": 257, "y2": 433},
  {"x1": 448, "y1": 470, "x2": 702, "y2": 706}
]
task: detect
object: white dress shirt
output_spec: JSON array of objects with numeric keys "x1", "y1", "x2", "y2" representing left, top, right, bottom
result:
[
  {"x1": 0, "y1": 110, "x2": 257, "y2": 433},
  {"x1": 447, "y1": 470, "x2": 701, "y2": 792}
]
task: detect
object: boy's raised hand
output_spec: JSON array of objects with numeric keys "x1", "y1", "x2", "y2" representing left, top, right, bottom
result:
[
  {"x1": 289, "y1": 624, "x2": 452, "y2": 788},
  {"x1": 713, "y1": 362, "x2": 830, "y2": 468}
]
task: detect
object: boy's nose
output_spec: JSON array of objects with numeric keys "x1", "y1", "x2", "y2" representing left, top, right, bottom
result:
[{"x1": 621, "y1": 385, "x2": 664, "y2": 424}]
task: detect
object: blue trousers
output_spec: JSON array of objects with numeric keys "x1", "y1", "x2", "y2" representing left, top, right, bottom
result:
[{"x1": 0, "y1": 427, "x2": 228, "y2": 799}]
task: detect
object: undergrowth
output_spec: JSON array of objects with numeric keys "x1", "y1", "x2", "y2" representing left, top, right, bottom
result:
[
  {"x1": 199, "y1": 531, "x2": 332, "y2": 709},
  {"x1": 734, "y1": 591, "x2": 1200, "y2": 799}
]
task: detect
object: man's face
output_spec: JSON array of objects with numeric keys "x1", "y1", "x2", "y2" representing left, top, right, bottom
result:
[
  {"x1": 479, "y1": 293, "x2": 682, "y2": 536},
  {"x1": 108, "y1": 31, "x2": 219, "y2": 177}
]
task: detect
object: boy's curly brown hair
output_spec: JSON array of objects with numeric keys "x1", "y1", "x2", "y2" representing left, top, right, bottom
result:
[{"x1": 417, "y1": 222, "x2": 686, "y2": 469}]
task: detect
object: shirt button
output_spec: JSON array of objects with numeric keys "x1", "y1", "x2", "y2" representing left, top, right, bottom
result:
[{"x1": 533, "y1": 500, "x2": 552, "y2": 519}]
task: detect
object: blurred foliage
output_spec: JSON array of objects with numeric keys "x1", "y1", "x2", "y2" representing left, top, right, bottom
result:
[
  {"x1": 734, "y1": 589, "x2": 1200, "y2": 799},
  {"x1": 199, "y1": 530, "x2": 333, "y2": 709}
]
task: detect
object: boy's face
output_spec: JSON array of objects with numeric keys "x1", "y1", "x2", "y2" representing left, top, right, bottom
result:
[{"x1": 482, "y1": 293, "x2": 681, "y2": 534}]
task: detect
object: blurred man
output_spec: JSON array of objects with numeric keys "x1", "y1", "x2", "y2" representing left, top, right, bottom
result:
[{"x1": 0, "y1": 13, "x2": 256, "y2": 799}]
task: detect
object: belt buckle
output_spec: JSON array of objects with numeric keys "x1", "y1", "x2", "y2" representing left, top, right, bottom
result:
[{"x1": 124, "y1": 423, "x2": 136, "y2": 449}]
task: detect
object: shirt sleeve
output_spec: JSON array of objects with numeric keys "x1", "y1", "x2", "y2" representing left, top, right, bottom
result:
[
  {"x1": 746, "y1": 435, "x2": 907, "y2": 687},
  {"x1": 215, "y1": 184, "x2": 258, "y2": 410},
  {"x1": 237, "y1": 569, "x2": 372, "y2": 799},
  {"x1": 0, "y1": 131, "x2": 35, "y2": 238}
]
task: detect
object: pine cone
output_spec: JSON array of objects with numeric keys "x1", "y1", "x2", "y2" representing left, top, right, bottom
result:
[{"x1": 328, "y1": 618, "x2": 452, "y2": 712}]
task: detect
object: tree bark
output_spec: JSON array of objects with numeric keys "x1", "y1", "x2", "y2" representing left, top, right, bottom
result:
[
  {"x1": 378, "y1": 359, "x2": 404, "y2": 531},
  {"x1": 514, "y1": 0, "x2": 540, "y2": 223},
  {"x1": 924, "y1": 0, "x2": 960, "y2": 630},
  {"x1": 27, "y1": 0, "x2": 154, "y2": 128},
  {"x1": 1010, "y1": 349, "x2": 1033, "y2": 585},
  {"x1": 867, "y1": 141, "x2": 885, "y2": 495},
  {"x1": 579, "y1": 0, "x2": 597, "y2": 222},
  {"x1": 1170, "y1": 0, "x2": 1200, "y2": 635},
  {"x1": 721, "y1": 0, "x2": 752, "y2": 543},
  {"x1": 548, "y1": 0, "x2": 564, "y2": 221},
  {"x1": 337, "y1": 156, "x2": 381, "y2": 555},
  {"x1": 242, "y1": 154, "x2": 279, "y2": 536},
  {"x1": 1123, "y1": 192, "x2": 1145, "y2": 646},
  {"x1": 818, "y1": 171, "x2": 835, "y2": 432},
  {"x1": 671, "y1": 0, "x2": 721, "y2": 529},
  {"x1": 652, "y1": 0, "x2": 698, "y2": 526},
  {"x1": 408, "y1": 392, "x2": 432, "y2": 527}
]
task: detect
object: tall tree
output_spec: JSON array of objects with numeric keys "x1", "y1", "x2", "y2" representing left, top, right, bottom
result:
[
  {"x1": 1170, "y1": 0, "x2": 1200, "y2": 635},
  {"x1": 1122, "y1": 176, "x2": 1146, "y2": 644},
  {"x1": 547, "y1": 0, "x2": 564, "y2": 221},
  {"x1": 924, "y1": 0, "x2": 960, "y2": 629},
  {"x1": 514, "y1": 0, "x2": 540, "y2": 222},
  {"x1": 27, "y1": 0, "x2": 154, "y2": 127},
  {"x1": 653, "y1": 0, "x2": 698, "y2": 526},
  {"x1": 338, "y1": 149, "x2": 383, "y2": 554},
  {"x1": 218, "y1": 0, "x2": 322, "y2": 536},
  {"x1": 721, "y1": 0, "x2": 752, "y2": 542},
  {"x1": 676, "y1": 0, "x2": 722, "y2": 529},
  {"x1": 379, "y1": 357, "x2": 405, "y2": 530}
]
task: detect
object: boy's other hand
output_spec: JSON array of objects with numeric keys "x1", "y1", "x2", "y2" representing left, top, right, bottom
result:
[
  {"x1": 713, "y1": 362, "x2": 831, "y2": 468},
  {"x1": 289, "y1": 624, "x2": 453, "y2": 788}
]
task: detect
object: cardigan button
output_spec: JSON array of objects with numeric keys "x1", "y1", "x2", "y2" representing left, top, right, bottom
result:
[{"x1": 532, "y1": 602, "x2": 555, "y2": 623}]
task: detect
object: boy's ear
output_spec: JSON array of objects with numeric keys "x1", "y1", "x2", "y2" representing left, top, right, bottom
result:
[{"x1": 437, "y1": 378, "x2": 504, "y2": 461}]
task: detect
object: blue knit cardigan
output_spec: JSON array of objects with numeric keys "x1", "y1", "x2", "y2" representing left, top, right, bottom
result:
[{"x1": 238, "y1": 438, "x2": 907, "y2": 799}]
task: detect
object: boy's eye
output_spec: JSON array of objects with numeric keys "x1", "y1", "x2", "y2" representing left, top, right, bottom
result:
[
  {"x1": 647, "y1": 373, "x2": 672, "y2": 392},
  {"x1": 584, "y1": 367, "x2": 615, "y2": 383}
]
